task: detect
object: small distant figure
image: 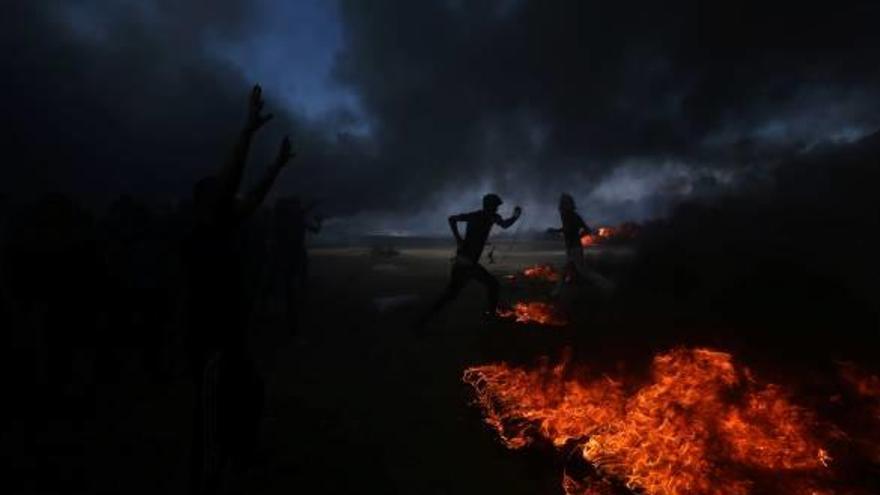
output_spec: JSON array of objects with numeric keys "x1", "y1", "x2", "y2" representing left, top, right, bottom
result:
[
  {"x1": 417, "y1": 193, "x2": 521, "y2": 326},
  {"x1": 547, "y1": 193, "x2": 613, "y2": 296},
  {"x1": 273, "y1": 196, "x2": 321, "y2": 334}
]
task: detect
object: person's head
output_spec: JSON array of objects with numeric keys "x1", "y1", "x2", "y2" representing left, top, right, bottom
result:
[
  {"x1": 559, "y1": 193, "x2": 575, "y2": 212},
  {"x1": 482, "y1": 193, "x2": 503, "y2": 213}
]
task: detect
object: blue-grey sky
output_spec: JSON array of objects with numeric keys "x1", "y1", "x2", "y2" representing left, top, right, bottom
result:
[
  {"x1": 207, "y1": 0, "x2": 357, "y2": 120},
  {"x1": 4, "y1": 0, "x2": 880, "y2": 234}
]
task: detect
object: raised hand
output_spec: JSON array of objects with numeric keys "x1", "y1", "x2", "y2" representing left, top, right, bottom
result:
[
  {"x1": 275, "y1": 135, "x2": 296, "y2": 167},
  {"x1": 513, "y1": 206, "x2": 523, "y2": 217},
  {"x1": 245, "y1": 85, "x2": 274, "y2": 132}
]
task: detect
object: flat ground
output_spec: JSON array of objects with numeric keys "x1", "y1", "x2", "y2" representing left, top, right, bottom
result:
[
  {"x1": 8, "y1": 240, "x2": 879, "y2": 494},
  {"x1": 251, "y1": 241, "x2": 610, "y2": 495}
]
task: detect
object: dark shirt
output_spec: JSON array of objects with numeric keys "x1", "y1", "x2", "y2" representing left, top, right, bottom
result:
[
  {"x1": 560, "y1": 209, "x2": 590, "y2": 249},
  {"x1": 456, "y1": 210, "x2": 502, "y2": 262},
  {"x1": 275, "y1": 210, "x2": 306, "y2": 253},
  {"x1": 184, "y1": 202, "x2": 246, "y2": 359}
]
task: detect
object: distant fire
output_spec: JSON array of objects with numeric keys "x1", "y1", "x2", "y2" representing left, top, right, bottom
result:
[
  {"x1": 580, "y1": 223, "x2": 640, "y2": 248},
  {"x1": 579, "y1": 233, "x2": 597, "y2": 247},
  {"x1": 522, "y1": 264, "x2": 560, "y2": 282},
  {"x1": 497, "y1": 301, "x2": 567, "y2": 326},
  {"x1": 836, "y1": 361, "x2": 880, "y2": 463},
  {"x1": 838, "y1": 361, "x2": 880, "y2": 404},
  {"x1": 464, "y1": 348, "x2": 844, "y2": 495}
]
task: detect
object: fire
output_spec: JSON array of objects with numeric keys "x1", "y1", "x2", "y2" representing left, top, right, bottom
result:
[
  {"x1": 463, "y1": 357, "x2": 624, "y2": 449},
  {"x1": 580, "y1": 223, "x2": 640, "y2": 248},
  {"x1": 496, "y1": 301, "x2": 567, "y2": 326},
  {"x1": 583, "y1": 349, "x2": 825, "y2": 494},
  {"x1": 579, "y1": 227, "x2": 615, "y2": 247},
  {"x1": 522, "y1": 264, "x2": 560, "y2": 282},
  {"x1": 580, "y1": 233, "x2": 597, "y2": 247},
  {"x1": 464, "y1": 348, "x2": 831, "y2": 495}
]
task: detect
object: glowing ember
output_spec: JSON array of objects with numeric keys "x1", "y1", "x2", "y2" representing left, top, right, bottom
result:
[
  {"x1": 838, "y1": 361, "x2": 880, "y2": 402},
  {"x1": 497, "y1": 301, "x2": 567, "y2": 326},
  {"x1": 836, "y1": 361, "x2": 880, "y2": 463},
  {"x1": 579, "y1": 233, "x2": 597, "y2": 247},
  {"x1": 580, "y1": 227, "x2": 613, "y2": 247},
  {"x1": 580, "y1": 223, "x2": 640, "y2": 248},
  {"x1": 522, "y1": 264, "x2": 560, "y2": 282},
  {"x1": 464, "y1": 348, "x2": 832, "y2": 495}
]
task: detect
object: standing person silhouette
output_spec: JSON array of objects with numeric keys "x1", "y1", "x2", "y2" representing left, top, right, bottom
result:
[
  {"x1": 417, "y1": 194, "x2": 521, "y2": 326},
  {"x1": 548, "y1": 193, "x2": 613, "y2": 296},
  {"x1": 185, "y1": 85, "x2": 295, "y2": 495},
  {"x1": 272, "y1": 196, "x2": 321, "y2": 335}
]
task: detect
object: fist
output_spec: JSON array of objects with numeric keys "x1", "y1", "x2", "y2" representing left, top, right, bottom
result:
[
  {"x1": 513, "y1": 206, "x2": 522, "y2": 216},
  {"x1": 246, "y1": 84, "x2": 274, "y2": 131}
]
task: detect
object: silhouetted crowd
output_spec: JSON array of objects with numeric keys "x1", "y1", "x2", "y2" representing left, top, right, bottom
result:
[{"x1": 1, "y1": 86, "x2": 321, "y2": 495}]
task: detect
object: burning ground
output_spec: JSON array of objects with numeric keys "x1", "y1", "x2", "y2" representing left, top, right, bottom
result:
[
  {"x1": 6, "y1": 136, "x2": 877, "y2": 494},
  {"x1": 463, "y1": 347, "x2": 880, "y2": 495},
  {"x1": 457, "y1": 135, "x2": 880, "y2": 494}
]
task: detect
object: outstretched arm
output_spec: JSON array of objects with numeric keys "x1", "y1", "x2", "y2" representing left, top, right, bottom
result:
[
  {"x1": 576, "y1": 213, "x2": 592, "y2": 235},
  {"x1": 448, "y1": 213, "x2": 466, "y2": 247},
  {"x1": 217, "y1": 85, "x2": 274, "y2": 207},
  {"x1": 497, "y1": 206, "x2": 522, "y2": 229},
  {"x1": 238, "y1": 135, "x2": 295, "y2": 219}
]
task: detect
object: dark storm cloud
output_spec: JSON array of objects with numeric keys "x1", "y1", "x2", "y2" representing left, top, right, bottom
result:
[
  {"x1": 2, "y1": 0, "x2": 879, "y2": 226},
  {"x1": 617, "y1": 129, "x2": 880, "y2": 357},
  {"x1": 0, "y1": 0, "x2": 322, "y2": 207},
  {"x1": 332, "y1": 0, "x2": 880, "y2": 220}
]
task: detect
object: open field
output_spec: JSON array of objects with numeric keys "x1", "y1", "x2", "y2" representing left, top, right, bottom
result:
[{"x1": 8, "y1": 239, "x2": 879, "y2": 494}]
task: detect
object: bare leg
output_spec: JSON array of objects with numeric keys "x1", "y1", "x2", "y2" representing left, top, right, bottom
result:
[
  {"x1": 414, "y1": 264, "x2": 469, "y2": 328},
  {"x1": 471, "y1": 263, "x2": 500, "y2": 313}
]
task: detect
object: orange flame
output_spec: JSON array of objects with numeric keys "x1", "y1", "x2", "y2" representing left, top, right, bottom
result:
[
  {"x1": 496, "y1": 302, "x2": 567, "y2": 326},
  {"x1": 597, "y1": 227, "x2": 614, "y2": 238},
  {"x1": 580, "y1": 227, "x2": 614, "y2": 247},
  {"x1": 463, "y1": 356, "x2": 624, "y2": 449},
  {"x1": 464, "y1": 348, "x2": 829, "y2": 495},
  {"x1": 579, "y1": 233, "x2": 597, "y2": 247},
  {"x1": 580, "y1": 223, "x2": 640, "y2": 248},
  {"x1": 522, "y1": 264, "x2": 560, "y2": 282}
]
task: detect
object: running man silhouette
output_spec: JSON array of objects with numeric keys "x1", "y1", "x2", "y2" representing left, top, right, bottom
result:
[{"x1": 418, "y1": 193, "x2": 521, "y2": 325}]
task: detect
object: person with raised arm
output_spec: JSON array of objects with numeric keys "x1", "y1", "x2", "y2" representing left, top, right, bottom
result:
[{"x1": 185, "y1": 85, "x2": 294, "y2": 495}]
